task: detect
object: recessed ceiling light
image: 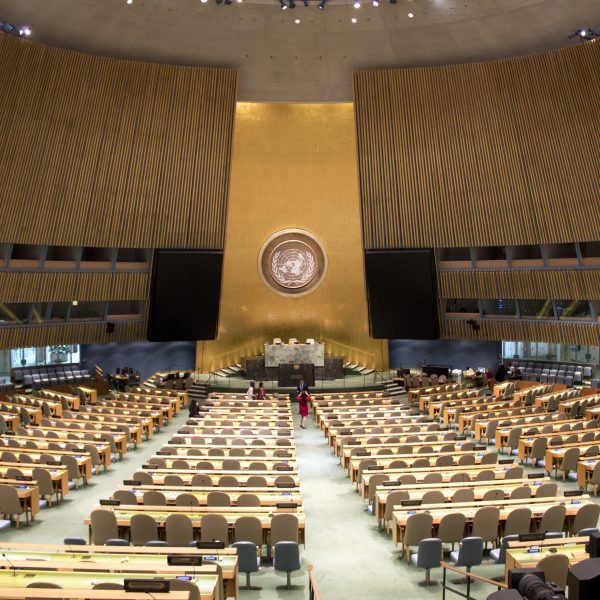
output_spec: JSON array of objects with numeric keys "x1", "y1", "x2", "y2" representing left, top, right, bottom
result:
[
  {"x1": 295, "y1": 18, "x2": 300, "y2": 24},
  {"x1": 126, "y1": 0, "x2": 133, "y2": 4},
  {"x1": 351, "y1": 17, "x2": 357, "y2": 23},
  {"x1": 372, "y1": 0, "x2": 379, "y2": 5},
  {"x1": 353, "y1": 1, "x2": 361, "y2": 8},
  {"x1": 22, "y1": 27, "x2": 31, "y2": 35},
  {"x1": 408, "y1": 12, "x2": 414, "y2": 18}
]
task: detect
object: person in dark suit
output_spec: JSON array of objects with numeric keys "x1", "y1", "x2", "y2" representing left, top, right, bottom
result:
[
  {"x1": 296, "y1": 379, "x2": 308, "y2": 395},
  {"x1": 188, "y1": 398, "x2": 200, "y2": 418},
  {"x1": 495, "y1": 362, "x2": 508, "y2": 383}
]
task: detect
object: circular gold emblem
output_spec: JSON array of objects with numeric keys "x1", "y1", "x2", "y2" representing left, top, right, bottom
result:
[{"x1": 258, "y1": 229, "x2": 327, "y2": 297}]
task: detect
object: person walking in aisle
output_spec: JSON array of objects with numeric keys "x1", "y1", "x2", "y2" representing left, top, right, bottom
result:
[
  {"x1": 257, "y1": 381, "x2": 266, "y2": 399},
  {"x1": 297, "y1": 390, "x2": 311, "y2": 429},
  {"x1": 246, "y1": 380, "x2": 256, "y2": 400}
]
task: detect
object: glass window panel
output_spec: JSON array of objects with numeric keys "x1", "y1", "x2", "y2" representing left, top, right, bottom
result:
[
  {"x1": 555, "y1": 300, "x2": 591, "y2": 320},
  {"x1": 29, "y1": 303, "x2": 51, "y2": 324},
  {"x1": 51, "y1": 303, "x2": 70, "y2": 321},
  {"x1": 446, "y1": 299, "x2": 480, "y2": 315},
  {"x1": 70, "y1": 301, "x2": 104, "y2": 321},
  {"x1": 519, "y1": 299, "x2": 554, "y2": 319},
  {"x1": 0, "y1": 303, "x2": 29, "y2": 324},
  {"x1": 481, "y1": 299, "x2": 517, "y2": 317},
  {"x1": 11, "y1": 347, "x2": 37, "y2": 368}
]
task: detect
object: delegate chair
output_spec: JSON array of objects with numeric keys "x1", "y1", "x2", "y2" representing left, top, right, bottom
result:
[
  {"x1": 232, "y1": 541, "x2": 261, "y2": 590},
  {"x1": 274, "y1": 541, "x2": 301, "y2": 589},
  {"x1": 410, "y1": 538, "x2": 442, "y2": 585}
]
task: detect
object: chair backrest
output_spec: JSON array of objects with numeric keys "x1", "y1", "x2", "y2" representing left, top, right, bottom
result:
[
  {"x1": 90, "y1": 509, "x2": 118, "y2": 545},
  {"x1": 200, "y1": 513, "x2": 229, "y2": 543},
  {"x1": 131, "y1": 513, "x2": 159, "y2": 546},
  {"x1": 384, "y1": 491, "x2": 409, "y2": 522},
  {"x1": 438, "y1": 513, "x2": 466, "y2": 544},
  {"x1": 495, "y1": 534, "x2": 520, "y2": 564},
  {"x1": 504, "y1": 507, "x2": 532, "y2": 536},
  {"x1": 571, "y1": 503, "x2": 600, "y2": 535},
  {"x1": 132, "y1": 471, "x2": 154, "y2": 485},
  {"x1": 234, "y1": 515, "x2": 263, "y2": 545},
  {"x1": 422, "y1": 490, "x2": 445, "y2": 504},
  {"x1": 273, "y1": 541, "x2": 301, "y2": 573},
  {"x1": 236, "y1": 493, "x2": 261, "y2": 507},
  {"x1": 168, "y1": 578, "x2": 201, "y2": 600},
  {"x1": 143, "y1": 490, "x2": 167, "y2": 506},
  {"x1": 539, "y1": 504, "x2": 566, "y2": 534},
  {"x1": 113, "y1": 490, "x2": 137, "y2": 505},
  {"x1": 471, "y1": 506, "x2": 500, "y2": 542},
  {"x1": 416, "y1": 537, "x2": 443, "y2": 569},
  {"x1": 165, "y1": 513, "x2": 194, "y2": 546},
  {"x1": 247, "y1": 475, "x2": 268, "y2": 487},
  {"x1": 175, "y1": 493, "x2": 200, "y2": 507},
  {"x1": 456, "y1": 536, "x2": 484, "y2": 567},
  {"x1": 218, "y1": 476, "x2": 239, "y2": 487},
  {"x1": 207, "y1": 491, "x2": 231, "y2": 507},
  {"x1": 271, "y1": 513, "x2": 299, "y2": 545},
  {"x1": 535, "y1": 483, "x2": 558, "y2": 498},
  {"x1": 536, "y1": 553, "x2": 569, "y2": 588},
  {"x1": 191, "y1": 474, "x2": 213, "y2": 487},
  {"x1": 404, "y1": 512, "x2": 433, "y2": 547}
]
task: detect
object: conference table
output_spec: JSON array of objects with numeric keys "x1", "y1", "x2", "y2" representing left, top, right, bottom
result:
[
  {"x1": 0, "y1": 568, "x2": 218, "y2": 600},
  {"x1": 505, "y1": 536, "x2": 589, "y2": 577},
  {"x1": 391, "y1": 495, "x2": 593, "y2": 545},
  {"x1": 114, "y1": 484, "x2": 302, "y2": 506},
  {"x1": 0, "y1": 477, "x2": 41, "y2": 518},
  {"x1": 372, "y1": 477, "x2": 546, "y2": 525},
  {"x1": 0, "y1": 542, "x2": 238, "y2": 599},
  {"x1": 140, "y1": 468, "x2": 300, "y2": 488},
  {"x1": 0, "y1": 461, "x2": 72, "y2": 497},
  {"x1": 159, "y1": 444, "x2": 295, "y2": 460},
  {"x1": 493, "y1": 418, "x2": 588, "y2": 452}
]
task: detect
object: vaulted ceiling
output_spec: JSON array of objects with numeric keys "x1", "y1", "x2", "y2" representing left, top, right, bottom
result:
[{"x1": 2, "y1": 0, "x2": 599, "y2": 100}]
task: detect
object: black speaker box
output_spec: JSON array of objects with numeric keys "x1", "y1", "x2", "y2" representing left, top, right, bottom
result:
[
  {"x1": 364, "y1": 249, "x2": 439, "y2": 340},
  {"x1": 586, "y1": 531, "x2": 600, "y2": 558},
  {"x1": 507, "y1": 568, "x2": 545, "y2": 589},
  {"x1": 567, "y1": 558, "x2": 600, "y2": 600}
]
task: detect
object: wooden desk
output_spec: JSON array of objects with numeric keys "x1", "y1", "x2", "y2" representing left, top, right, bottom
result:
[
  {"x1": 392, "y1": 495, "x2": 592, "y2": 546},
  {"x1": 142, "y1": 468, "x2": 300, "y2": 488},
  {"x1": 0, "y1": 462, "x2": 69, "y2": 498},
  {"x1": 494, "y1": 418, "x2": 585, "y2": 452},
  {"x1": 78, "y1": 386, "x2": 98, "y2": 405},
  {"x1": 0, "y1": 542, "x2": 237, "y2": 599},
  {"x1": 0, "y1": 477, "x2": 41, "y2": 518}
]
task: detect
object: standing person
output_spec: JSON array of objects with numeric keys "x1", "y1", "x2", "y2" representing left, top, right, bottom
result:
[
  {"x1": 297, "y1": 390, "x2": 311, "y2": 429},
  {"x1": 246, "y1": 380, "x2": 256, "y2": 400},
  {"x1": 188, "y1": 397, "x2": 200, "y2": 418},
  {"x1": 495, "y1": 361, "x2": 508, "y2": 383},
  {"x1": 257, "y1": 382, "x2": 266, "y2": 400},
  {"x1": 296, "y1": 378, "x2": 308, "y2": 395}
]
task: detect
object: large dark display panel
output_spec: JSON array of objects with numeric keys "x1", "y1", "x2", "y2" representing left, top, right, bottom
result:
[
  {"x1": 364, "y1": 249, "x2": 439, "y2": 340},
  {"x1": 147, "y1": 250, "x2": 223, "y2": 342}
]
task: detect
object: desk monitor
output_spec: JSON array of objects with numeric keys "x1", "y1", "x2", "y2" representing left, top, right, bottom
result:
[
  {"x1": 124, "y1": 580, "x2": 170, "y2": 593},
  {"x1": 196, "y1": 541, "x2": 226, "y2": 550}
]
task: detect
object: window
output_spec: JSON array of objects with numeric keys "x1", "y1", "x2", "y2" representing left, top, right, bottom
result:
[
  {"x1": 555, "y1": 300, "x2": 591, "y2": 320},
  {"x1": 481, "y1": 299, "x2": 517, "y2": 317},
  {"x1": 519, "y1": 299, "x2": 554, "y2": 319}
]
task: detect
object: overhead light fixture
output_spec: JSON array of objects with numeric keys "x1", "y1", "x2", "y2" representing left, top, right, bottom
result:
[
  {"x1": 1, "y1": 20, "x2": 31, "y2": 37},
  {"x1": 295, "y1": 18, "x2": 301, "y2": 23},
  {"x1": 279, "y1": 0, "x2": 288, "y2": 9},
  {"x1": 353, "y1": 0, "x2": 361, "y2": 7},
  {"x1": 126, "y1": 0, "x2": 133, "y2": 4},
  {"x1": 351, "y1": 17, "x2": 357, "y2": 23},
  {"x1": 568, "y1": 26, "x2": 600, "y2": 41},
  {"x1": 408, "y1": 12, "x2": 413, "y2": 18},
  {"x1": 318, "y1": 0, "x2": 326, "y2": 9},
  {"x1": 372, "y1": 0, "x2": 379, "y2": 6}
]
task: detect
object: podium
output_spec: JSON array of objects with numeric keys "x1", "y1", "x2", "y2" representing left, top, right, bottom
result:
[{"x1": 278, "y1": 363, "x2": 315, "y2": 387}]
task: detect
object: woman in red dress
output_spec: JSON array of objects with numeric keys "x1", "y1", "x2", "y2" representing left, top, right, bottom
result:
[
  {"x1": 257, "y1": 382, "x2": 266, "y2": 400},
  {"x1": 297, "y1": 391, "x2": 311, "y2": 428}
]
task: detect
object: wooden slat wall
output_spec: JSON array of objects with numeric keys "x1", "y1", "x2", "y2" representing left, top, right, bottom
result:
[
  {"x1": 0, "y1": 321, "x2": 147, "y2": 349},
  {"x1": 0, "y1": 272, "x2": 147, "y2": 303},
  {"x1": 442, "y1": 319, "x2": 600, "y2": 347},
  {"x1": 438, "y1": 270, "x2": 600, "y2": 301},
  {"x1": 354, "y1": 43, "x2": 600, "y2": 250},
  {"x1": 0, "y1": 34, "x2": 237, "y2": 249}
]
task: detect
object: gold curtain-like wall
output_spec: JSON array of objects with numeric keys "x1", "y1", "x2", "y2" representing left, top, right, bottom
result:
[
  {"x1": 0, "y1": 34, "x2": 236, "y2": 249},
  {"x1": 354, "y1": 43, "x2": 600, "y2": 250},
  {"x1": 0, "y1": 34, "x2": 237, "y2": 348},
  {"x1": 198, "y1": 103, "x2": 387, "y2": 372}
]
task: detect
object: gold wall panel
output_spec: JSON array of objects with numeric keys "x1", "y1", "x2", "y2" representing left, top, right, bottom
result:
[
  {"x1": 354, "y1": 43, "x2": 600, "y2": 249},
  {"x1": 198, "y1": 103, "x2": 387, "y2": 371},
  {"x1": 438, "y1": 269, "x2": 600, "y2": 301},
  {"x1": 0, "y1": 34, "x2": 236, "y2": 249}
]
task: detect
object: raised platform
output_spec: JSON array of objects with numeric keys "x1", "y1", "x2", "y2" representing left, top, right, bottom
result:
[{"x1": 243, "y1": 355, "x2": 344, "y2": 382}]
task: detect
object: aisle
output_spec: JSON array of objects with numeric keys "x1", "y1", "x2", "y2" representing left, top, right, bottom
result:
[{"x1": 295, "y1": 410, "x2": 438, "y2": 600}]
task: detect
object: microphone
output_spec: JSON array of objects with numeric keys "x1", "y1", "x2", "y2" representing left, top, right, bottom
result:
[{"x1": 2, "y1": 553, "x2": 16, "y2": 577}]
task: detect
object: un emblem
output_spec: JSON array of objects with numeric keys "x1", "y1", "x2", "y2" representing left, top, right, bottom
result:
[{"x1": 258, "y1": 229, "x2": 327, "y2": 297}]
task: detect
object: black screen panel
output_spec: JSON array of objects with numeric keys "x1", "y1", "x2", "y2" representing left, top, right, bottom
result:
[
  {"x1": 364, "y1": 249, "x2": 439, "y2": 340},
  {"x1": 147, "y1": 250, "x2": 223, "y2": 341}
]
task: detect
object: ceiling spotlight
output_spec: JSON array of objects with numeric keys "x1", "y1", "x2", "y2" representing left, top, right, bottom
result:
[
  {"x1": 295, "y1": 18, "x2": 301, "y2": 23},
  {"x1": 22, "y1": 27, "x2": 31, "y2": 36},
  {"x1": 279, "y1": 0, "x2": 288, "y2": 8},
  {"x1": 289, "y1": 0, "x2": 296, "y2": 7},
  {"x1": 408, "y1": 12, "x2": 414, "y2": 18},
  {"x1": 201, "y1": 0, "x2": 208, "y2": 3},
  {"x1": 126, "y1": 0, "x2": 133, "y2": 4},
  {"x1": 351, "y1": 17, "x2": 357, "y2": 23},
  {"x1": 372, "y1": 0, "x2": 379, "y2": 5},
  {"x1": 568, "y1": 26, "x2": 600, "y2": 41},
  {"x1": 318, "y1": 0, "x2": 327, "y2": 9},
  {"x1": 353, "y1": 0, "x2": 361, "y2": 7}
]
